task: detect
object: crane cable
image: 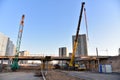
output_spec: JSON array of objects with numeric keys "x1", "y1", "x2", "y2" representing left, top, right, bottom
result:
[{"x1": 84, "y1": 8, "x2": 89, "y2": 41}]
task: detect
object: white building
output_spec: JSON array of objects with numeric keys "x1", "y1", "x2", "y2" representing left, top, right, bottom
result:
[
  {"x1": 0, "y1": 33, "x2": 9, "y2": 56},
  {"x1": 19, "y1": 50, "x2": 29, "y2": 64},
  {"x1": 72, "y1": 34, "x2": 88, "y2": 57},
  {"x1": 6, "y1": 39, "x2": 15, "y2": 56},
  {"x1": 59, "y1": 47, "x2": 67, "y2": 57},
  {"x1": 0, "y1": 32, "x2": 15, "y2": 56}
]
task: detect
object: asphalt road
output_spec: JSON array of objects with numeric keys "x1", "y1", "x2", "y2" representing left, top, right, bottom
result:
[
  {"x1": 0, "y1": 72, "x2": 43, "y2": 80},
  {"x1": 64, "y1": 71, "x2": 120, "y2": 80}
]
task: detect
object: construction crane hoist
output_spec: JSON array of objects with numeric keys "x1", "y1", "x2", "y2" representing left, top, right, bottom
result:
[
  {"x1": 11, "y1": 15, "x2": 25, "y2": 71},
  {"x1": 69, "y1": 2, "x2": 86, "y2": 70}
]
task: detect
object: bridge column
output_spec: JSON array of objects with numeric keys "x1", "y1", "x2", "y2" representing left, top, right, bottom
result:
[
  {"x1": 8, "y1": 58, "x2": 12, "y2": 66},
  {"x1": 41, "y1": 60, "x2": 45, "y2": 70},
  {"x1": 0, "y1": 59, "x2": 3, "y2": 72}
]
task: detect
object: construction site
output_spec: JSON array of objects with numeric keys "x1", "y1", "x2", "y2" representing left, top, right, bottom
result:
[{"x1": 0, "y1": 1, "x2": 120, "y2": 80}]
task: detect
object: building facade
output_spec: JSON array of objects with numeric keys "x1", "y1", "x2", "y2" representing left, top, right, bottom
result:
[
  {"x1": 19, "y1": 50, "x2": 29, "y2": 64},
  {"x1": 72, "y1": 34, "x2": 88, "y2": 57},
  {"x1": 6, "y1": 39, "x2": 15, "y2": 56},
  {"x1": 19, "y1": 50, "x2": 29, "y2": 56},
  {"x1": 119, "y1": 48, "x2": 120, "y2": 56},
  {"x1": 0, "y1": 33, "x2": 15, "y2": 56},
  {"x1": 0, "y1": 33, "x2": 9, "y2": 56},
  {"x1": 59, "y1": 47, "x2": 67, "y2": 57}
]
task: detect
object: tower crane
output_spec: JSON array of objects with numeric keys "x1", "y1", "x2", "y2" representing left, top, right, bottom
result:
[{"x1": 11, "y1": 15, "x2": 25, "y2": 71}]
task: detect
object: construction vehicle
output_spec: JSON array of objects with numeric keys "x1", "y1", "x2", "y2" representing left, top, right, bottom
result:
[
  {"x1": 11, "y1": 15, "x2": 25, "y2": 71},
  {"x1": 69, "y1": 2, "x2": 86, "y2": 70},
  {"x1": 76, "y1": 64, "x2": 86, "y2": 71}
]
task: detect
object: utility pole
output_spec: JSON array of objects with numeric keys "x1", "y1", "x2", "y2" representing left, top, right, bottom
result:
[
  {"x1": 96, "y1": 48, "x2": 100, "y2": 71},
  {"x1": 96, "y1": 48, "x2": 98, "y2": 57}
]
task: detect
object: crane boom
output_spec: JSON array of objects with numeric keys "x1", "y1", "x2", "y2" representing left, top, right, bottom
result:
[
  {"x1": 69, "y1": 2, "x2": 85, "y2": 67},
  {"x1": 16, "y1": 15, "x2": 25, "y2": 55},
  {"x1": 11, "y1": 15, "x2": 25, "y2": 71},
  {"x1": 84, "y1": 8, "x2": 89, "y2": 40}
]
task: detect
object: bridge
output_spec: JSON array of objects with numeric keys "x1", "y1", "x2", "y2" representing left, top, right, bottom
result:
[
  {"x1": 0, "y1": 56, "x2": 70, "y2": 60},
  {"x1": 0, "y1": 56, "x2": 110, "y2": 71},
  {"x1": 0, "y1": 56, "x2": 109, "y2": 61}
]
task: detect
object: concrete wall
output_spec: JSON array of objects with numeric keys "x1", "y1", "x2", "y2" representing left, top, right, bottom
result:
[
  {"x1": 108, "y1": 56, "x2": 120, "y2": 72},
  {"x1": 100, "y1": 56, "x2": 120, "y2": 72}
]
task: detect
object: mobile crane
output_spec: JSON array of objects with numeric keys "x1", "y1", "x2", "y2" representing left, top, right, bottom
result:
[
  {"x1": 69, "y1": 2, "x2": 85, "y2": 70},
  {"x1": 11, "y1": 15, "x2": 25, "y2": 71}
]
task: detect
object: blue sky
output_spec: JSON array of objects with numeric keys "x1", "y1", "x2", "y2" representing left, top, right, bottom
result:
[{"x1": 0, "y1": 0, "x2": 120, "y2": 56}]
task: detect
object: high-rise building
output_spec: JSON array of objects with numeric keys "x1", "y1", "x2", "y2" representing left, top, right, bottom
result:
[
  {"x1": 6, "y1": 39, "x2": 15, "y2": 56},
  {"x1": 59, "y1": 47, "x2": 67, "y2": 57},
  {"x1": 0, "y1": 32, "x2": 15, "y2": 56},
  {"x1": 0, "y1": 33, "x2": 9, "y2": 56},
  {"x1": 72, "y1": 34, "x2": 88, "y2": 57}
]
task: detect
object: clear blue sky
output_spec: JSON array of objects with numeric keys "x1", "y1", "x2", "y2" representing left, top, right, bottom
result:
[{"x1": 0, "y1": 0, "x2": 120, "y2": 56}]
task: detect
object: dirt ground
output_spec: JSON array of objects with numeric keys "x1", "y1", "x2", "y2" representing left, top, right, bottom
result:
[
  {"x1": 46, "y1": 70, "x2": 84, "y2": 80},
  {"x1": 0, "y1": 72, "x2": 42, "y2": 80}
]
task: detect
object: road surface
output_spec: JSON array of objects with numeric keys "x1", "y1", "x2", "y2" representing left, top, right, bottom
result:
[
  {"x1": 65, "y1": 71, "x2": 120, "y2": 80},
  {"x1": 0, "y1": 72, "x2": 43, "y2": 80}
]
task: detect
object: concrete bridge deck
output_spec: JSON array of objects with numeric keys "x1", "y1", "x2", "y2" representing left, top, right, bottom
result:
[{"x1": 0, "y1": 56, "x2": 109, "y2": 60}]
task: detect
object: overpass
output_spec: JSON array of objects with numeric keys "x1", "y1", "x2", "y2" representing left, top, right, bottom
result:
[
  {"x1": 0, "y1": 56, "x2": 110, "y2": 71},
  {"x1": 0, "y1": 56, "x2": 70, "y2": 60},
  {"x1": 0, "y1": 56, "x2": 109, "y2": 61}
]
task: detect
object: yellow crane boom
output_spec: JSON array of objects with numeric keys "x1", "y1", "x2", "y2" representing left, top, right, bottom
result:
[{"x1": 69, "y1": 2, "x2": 85, "y2": 67}]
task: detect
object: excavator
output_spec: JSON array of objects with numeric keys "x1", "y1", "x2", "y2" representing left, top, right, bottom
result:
[
  {"x1": 11, "y1": 15, "x2": 25, "y2": 71},
  {"x1": 69, "y1": 2, "x2": 86, "y2": 70}
]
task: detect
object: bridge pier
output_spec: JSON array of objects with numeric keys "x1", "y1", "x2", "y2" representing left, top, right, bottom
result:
[
  {"x1": 0, "y1": 59, "x2": 3, "y2": 72},
  {"x1": 8, "y1": 58, "x2": 12, "y2": 66},
  {"x1": 41, "y1": 60, "x2": 45, "y2": 70}
]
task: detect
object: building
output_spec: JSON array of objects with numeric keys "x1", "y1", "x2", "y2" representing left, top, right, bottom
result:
[
  {"x1": 19, "y1": 50, "x2": 29, "y2": 56},
  {"x1": 69, "y1": 52, "x2": 72, "y2": 57},
  {"x1": 6, "y1": 39, "x2": 15, "y2": 56},
  {"x1": 0, "y1": 33, "x2": 9, "y2": 56},
  {"x1": 119, "y1": 48, "x2": 120, "y2": 56},
  {"x1": 72, "y1": 34, "x2": 88, "y2": 57},
  {"x1": 59, "y1": 47, "x2": 67, "y2": 57},
  {"x1": 59, "y1": 47, "x2": 67, "y2": 65},
  {"x1": 0, "y1": 32, "x2": 15, "y2": 56},
  {"x1": 19, "y1": 50, "x2": 29, "y2": 64}
]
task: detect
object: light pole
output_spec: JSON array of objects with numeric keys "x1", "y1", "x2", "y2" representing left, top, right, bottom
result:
[
  {"x1": 96, "y1": 48, "x2": 99, "y2": 65},
  {"x1": 96, "y1": 48, "x2": 100, "y2": 72}
]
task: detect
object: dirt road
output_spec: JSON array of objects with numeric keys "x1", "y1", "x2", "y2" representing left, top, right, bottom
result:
[
  {"x1": 0, "y1": 72, "x2": 43, "y2": 80},
  {"x1": 46, "y1": 70, "x2": 82, "y2": 80},
  {"x1": 65, "y1": 71, "x2": 120, "y2": 80}
]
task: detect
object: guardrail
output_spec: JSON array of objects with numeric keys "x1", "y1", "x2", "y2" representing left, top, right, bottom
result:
[{"x1": 41, "y1": 70, "x2": 47, "y2": 80}]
